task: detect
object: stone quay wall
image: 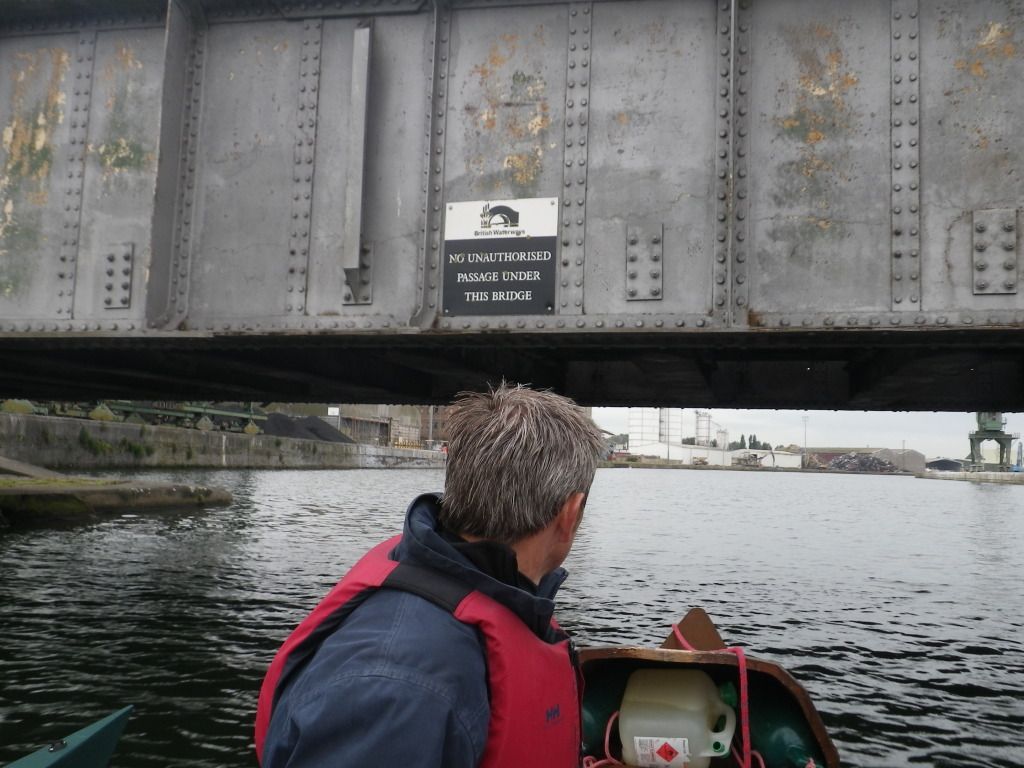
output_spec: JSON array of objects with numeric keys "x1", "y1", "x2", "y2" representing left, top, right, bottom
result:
[{"x1": 0, "y1": 414, "x2": 445, "y2": 471}]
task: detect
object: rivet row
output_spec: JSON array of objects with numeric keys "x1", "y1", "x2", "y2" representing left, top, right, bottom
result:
[
  {"x1": 731, "y1": 2, "x2": 751, "y2": 320},
  {"x1": 204, "y1": 0, "x2": 421, "y2": 23},
  {"x1": 0, "y1": 14, "x2": 163, "y2": 35},
  {"x1": 746, "y1": 312, "x2": 1024, "y2": 329},
  {"x1": 712, "y1": 0, "x2": 732, "y2": 318},
  {"x1": 288, "y1": 20, "x2": 322, "y2": 313},
  {"x1": 415, "y1": 9, "x2": 450, "y2": 324},
  {"x1": 891, "y1": 0, "x2": 921, "y2": 309},
  {"x1": 561, "y1": 2, "x2": 593, "y2": 313},
  {"x1": 972, "y1": 210, "x2": 1019, "y2": 296},
  {"x1": 168, "y1": 27, "x2": 207, "y2": 323},
  {"x1": 57, "y1": 32, "x2": 96, "y2": 318}
]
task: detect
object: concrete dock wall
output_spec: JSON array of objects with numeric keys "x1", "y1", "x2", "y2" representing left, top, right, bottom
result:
[
  {"x1": 0, "y1": 414, "x2": 444, "y2": 471},
  {"x1": 918, "y1": 470, "x2": 1024, "y2": 484}
]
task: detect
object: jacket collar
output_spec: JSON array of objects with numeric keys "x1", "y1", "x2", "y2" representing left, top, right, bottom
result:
[{"x1": 394, "y1": 493, "x2": 568, "y2": 640}]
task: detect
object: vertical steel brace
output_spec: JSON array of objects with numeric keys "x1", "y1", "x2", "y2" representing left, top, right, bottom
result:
[
  {"x1": 890, "y1": 0, "x2": 921, "y2": 310},
  {"x1": 711, "y1": 0, "x2": 733, "y2": 323},
  {"x1": 60, "y1": 31, "x2": 96, "y2": 319},
  {"x1": 149, "y1": 0, "x2": 194, "y2": 329},
  {"x1": 342, "y1": 22, "x2": 373, "y2": 305},
  {"x1": 560, "y1": 2, "x2": 592, "y2": 315},
  {"x1": 164, "y1": 7, "x2": 207, "y2": 329},
  {"x1": 731, "y1": 0, "x2": 751, "y2": 325},
  {"x1": 287, "y1": 18, "x2": 323, "y2": 314},
  {"x1": 412, "y1": 2, "x2": 451, "y2": 327}
]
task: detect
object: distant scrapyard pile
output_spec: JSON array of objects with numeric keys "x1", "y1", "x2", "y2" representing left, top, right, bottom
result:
[{"x1": 827, "y1": 453, "x2": 900, "y2": 473}]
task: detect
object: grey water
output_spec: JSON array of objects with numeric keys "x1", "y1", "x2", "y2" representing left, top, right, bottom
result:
[{"x1": 1, "y1": 468, "x2": 1022, "y2": 767}]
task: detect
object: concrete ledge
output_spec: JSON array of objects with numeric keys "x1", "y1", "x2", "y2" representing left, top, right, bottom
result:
[
  {"x1": 0, "y1": 454, "x2": 64, "y2": 478},
  {"x1": 0, "y1": 479, "x2": 232, "y2": 528},
  {"x1": 599, "y1": 461, "x2": 912, "y2": 477},
  {"x1": 916, "y1": 471, "x2": 1024, "y2": 484}
]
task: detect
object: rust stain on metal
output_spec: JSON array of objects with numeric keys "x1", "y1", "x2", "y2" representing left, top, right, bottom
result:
[
  {"x1": 95, "y1": 46, "x2": 154, "y2": 178},
  {"x1": 953, "y1": 23, "x2": 1018, "y2": 80},
  {"x1": 471, "y1": 34, "x2": 519, "y2": 84},
  {"x1": 767, "y1": 24, "x2": 861, "y2": 249},
  {"x1": 948, "y1": 22, "x2": 1019, "y2": 151},
  {"x1": 501, "y1": 96, "x2": 549, "y2": 140},
  {"x1": 102, "y1": 43, "x2": 143, "y2": 81},
  {"x1": 503, "y1": 148, "x2": 542, "y2": 186},
  {"x1": 955, "y1": 58, "x2": 988, "y2": 78},
  {"x1": 526, "y1": 106, "x2": 550, "y2": 136},
  {"x1": 465, "y1": 27, "x2": 551, "y2": 194},
  {"x1": 972, "y1": 126, "x2": 990, "y2": 150},
  {"x1": 1, "y1": 48, "x2": 69, "y2": 208},
  {"x1": 1, "y1": 47, "x2": 66, "y2": 294},
  {"x1": 976, "y1": 22, "x2": 1017, "y2": 58},
  {"x1": 776, "y1": 25, "x2": 858, "y2": 174}
]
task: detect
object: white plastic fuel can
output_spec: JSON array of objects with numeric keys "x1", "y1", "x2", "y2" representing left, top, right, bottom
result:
[{"x1": 618, "y1": 668, "x2": 736, "y2": 768}]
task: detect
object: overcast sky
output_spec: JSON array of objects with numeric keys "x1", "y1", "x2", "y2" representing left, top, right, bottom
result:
[{"x1": 591, "y1": 408, "x2": 1024, "y2": 461}]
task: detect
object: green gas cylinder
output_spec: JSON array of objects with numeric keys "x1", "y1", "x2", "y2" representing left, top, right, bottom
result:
[
  {"x1": 719, "y1": 679, "x2": 826, "y2": 768},
  {"x1": 581, "y1": 663, "x2": 632, "y2": 757}
]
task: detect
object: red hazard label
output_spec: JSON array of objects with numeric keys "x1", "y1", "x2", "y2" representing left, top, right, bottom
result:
[{"x1": 656, "y1": 742, "x2": 679, "y2": 763}]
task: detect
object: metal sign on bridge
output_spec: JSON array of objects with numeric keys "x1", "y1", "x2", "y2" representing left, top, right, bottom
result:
[
  {"x1": 443, "y1": 198, "x2": 557, "y2": 316},
  {"x1": 0, "y1": 0, "x2": 1022, "y2": 409}
]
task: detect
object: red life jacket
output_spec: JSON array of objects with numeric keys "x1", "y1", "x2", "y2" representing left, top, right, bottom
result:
[{"x1": 254, "y1": 536, "x2": 581, "y2": 767}]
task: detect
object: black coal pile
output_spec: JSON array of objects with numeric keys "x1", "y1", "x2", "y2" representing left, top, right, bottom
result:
[
  {"x1": 263, "y1": 413, "x2": 355, "y2": 444},
  {"x1": 828, "y1": 452, "x2": 899, "y2": 473}
]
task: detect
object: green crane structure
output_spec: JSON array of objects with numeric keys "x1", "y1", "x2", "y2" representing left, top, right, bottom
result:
[{"x1": 968, "y1": 413, "x2": 1017, "y2": 472}]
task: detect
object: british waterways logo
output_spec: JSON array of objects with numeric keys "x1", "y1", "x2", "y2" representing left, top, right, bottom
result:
[{"x1": 479, "y1": 203, "x2": 520, "y2": 229}]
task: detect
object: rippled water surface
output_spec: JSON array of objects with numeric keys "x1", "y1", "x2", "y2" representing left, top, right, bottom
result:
[{"x1": 1, "y1": 468, "x2": 1022, "y2": 767}]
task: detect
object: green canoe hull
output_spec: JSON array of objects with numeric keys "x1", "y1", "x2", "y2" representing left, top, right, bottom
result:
[{"x1": 7, "y1": 706, "x2": 133, "y2": 768}]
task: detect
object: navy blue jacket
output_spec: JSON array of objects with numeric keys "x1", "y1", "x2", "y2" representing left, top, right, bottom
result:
[{"x1": 261, "y1": 493, "x2": 569, "y2": 767}]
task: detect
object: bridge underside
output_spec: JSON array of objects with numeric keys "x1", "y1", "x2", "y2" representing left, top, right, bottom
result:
[
  {"x1": 3, "y1": 1, "x2": 1024, "y2": 409},
  {"x1": 1, "y1": 332, "x2": 1021, "y2": 410}
]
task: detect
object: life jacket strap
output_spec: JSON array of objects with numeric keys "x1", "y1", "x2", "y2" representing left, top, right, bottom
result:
[{"x1": 381, "y1": 562, "x2": 474, "y2": 613}]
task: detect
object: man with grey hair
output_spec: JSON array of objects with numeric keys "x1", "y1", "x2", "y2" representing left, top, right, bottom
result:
[{"x1": 256, "y1": 384, "x2": 605, "y2": 767}]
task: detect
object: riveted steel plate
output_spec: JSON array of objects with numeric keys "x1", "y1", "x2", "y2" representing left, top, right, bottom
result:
[
  {"x1": 745, "y1": 0, "x2": 894, "y2": 315},
  {"x1": 584, "y1": 0, "x2": 717, "y2": 317},
  {"x1": 972, "y1": 209, "x2": 1018, "y2": 295},
  {"x1": 625, "y1": 223, "x2": 664, "y2": 302},
  {"x1": 75, "y1": 27, "x2": 163, "y2": 321},
  {"x1": 0, "y1": 32, "x2": 80, "y2": 319},
  {"x1": 100, "y1": 243, "x2": 135, "y2": 310},
  {"x1": 920, "y1": 1, "x2": 1024, "y2": 313},
  {"x1": 327, "y1": 14, "x2": 430, "y2": 319},
  {"x1": 443, "y1": 6, "x2": 568, "y2": 203},
  {"x1": 2, "y1": 0, "x2": 1024, "y2": 343},
  {"x1": 182, "y1": 21, "x2": 300, "y2": 320}
]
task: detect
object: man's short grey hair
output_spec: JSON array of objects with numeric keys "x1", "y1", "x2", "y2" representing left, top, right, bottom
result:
[{"x1": 440, "y1": 383, "x2": 606, "y2": 543}]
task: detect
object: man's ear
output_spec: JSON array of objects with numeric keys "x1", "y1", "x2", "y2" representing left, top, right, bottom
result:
[{"x1": 554, "y1": 492, "x2": 586, "y2": 542}]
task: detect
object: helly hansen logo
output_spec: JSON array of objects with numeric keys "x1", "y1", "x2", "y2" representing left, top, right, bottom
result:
[{"x1": 545, "y1": 704, "x2": 560, "y2": 724}]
